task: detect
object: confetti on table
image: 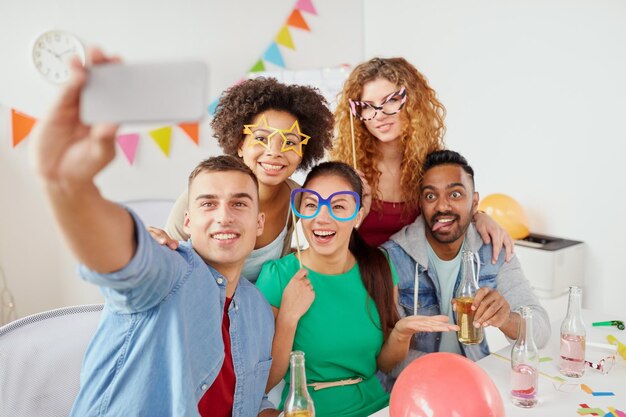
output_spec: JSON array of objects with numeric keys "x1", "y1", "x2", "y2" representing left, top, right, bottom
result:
[
  {"x1": 582, "y1": 384, "x2": 594, "y2": 394},
  {"x1": 607, "y1": 406, "x2": 626, "y2": 417},
  {"x1": 579, "y1": 403, "x2": 600, "y2": 416},
  {"x1": 578, "y1": 408, "x2": 606, "y2": 415},
  {"x1": 592, "y1": 392, "x2": 615, "y2": 396}
]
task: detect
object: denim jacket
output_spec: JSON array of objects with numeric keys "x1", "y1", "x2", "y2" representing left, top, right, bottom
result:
[
  {"x1": 71, "y1": 210, "x2": 275, "y2": 417},
  {"x1": 381, "y1": 216, "x2": 550, "y2": 384}
]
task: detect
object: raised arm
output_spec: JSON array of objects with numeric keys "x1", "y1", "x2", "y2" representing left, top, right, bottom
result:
[{"x1": 32, "y1": 49, "x2": 134, "y2": 273}]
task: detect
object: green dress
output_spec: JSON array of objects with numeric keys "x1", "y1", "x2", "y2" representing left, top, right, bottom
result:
[{"x1": 256, "y1": 253, "x2": 398, "y2": 417}]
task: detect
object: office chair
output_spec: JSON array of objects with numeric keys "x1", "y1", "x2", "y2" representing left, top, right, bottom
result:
[{"x1": 0, "y1": 304, "x2": 103, "y2": 417}]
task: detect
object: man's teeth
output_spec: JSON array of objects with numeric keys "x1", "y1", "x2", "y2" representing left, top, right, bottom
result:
[
  {"x1": 437, "y1": 218, "x2": 454, "y2": 223},
  {"x1": 260, "y1": 163, "x2": 283, "y2": 171},
  {"x1": 212, "y1": 233, "x2": 237, "y2": 240},
  {"x1": 313, "y1": 230, "x2": 335, "y2": 237}
]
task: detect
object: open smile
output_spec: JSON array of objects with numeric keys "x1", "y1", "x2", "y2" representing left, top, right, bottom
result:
[
  {"x1": 210, "y1": 231, "x2": 240, "y2": 242},
  {"x1": 431, "y1": 216, "x2": 458, "y2": 233},
  {"x1": 258, "y1": 162, "x2": 286, "y2": 173},
  {"x1": 312, "y1": 229, "x2": 336, "y2": 243}
]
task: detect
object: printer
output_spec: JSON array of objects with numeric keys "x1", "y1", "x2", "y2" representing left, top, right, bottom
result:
[{"x1": 514, "y1": 233, "x2": 585, "y2": 299}]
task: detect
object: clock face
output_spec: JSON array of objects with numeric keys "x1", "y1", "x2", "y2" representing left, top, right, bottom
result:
[{"x1": 32, "y1": 31, "x2": 86, "y2": 84}]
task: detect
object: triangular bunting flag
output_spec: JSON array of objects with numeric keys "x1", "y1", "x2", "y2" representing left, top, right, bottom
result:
[
  {"x1": 11, "y1": 109, "x2": 37, "y2": 147},
  {"x1": 287, "y1": 9, "x2": 311, "y2": 31},
  {"x1": 263, "y1": 43, "x2": 286, "y2": 68},
  {"x1": 148, "y1": 126, "x2": 172, "y2": 156},
  {"x1": 178, "y1": 122, "x2": 199, "y2": 145},
  {"x1": 208, "y1": 98, "x2": 220, "y2": 116},
  {"x1": 276, "y1": 26, "x2": 295, "y2": 49},
  {"x1": 295, "y1": 0, "x2": 317, "y2": 15},
  {"x1": 116, "y1": 133, "x2": 140, "y2": 165},
  {"x1": 250, "y1": 59, "x2": 266, "y2": 73}
]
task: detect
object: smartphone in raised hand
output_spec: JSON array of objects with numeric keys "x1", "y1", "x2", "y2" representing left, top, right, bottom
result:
[{"x1": 80, "y1": 61, "x2": 208, "y2": 124}]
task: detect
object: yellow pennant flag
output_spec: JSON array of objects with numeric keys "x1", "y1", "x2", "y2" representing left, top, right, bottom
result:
[
  {"x1": 276, "y1": 25, "x2": 295, "y2": 50},
  {"x1": 148, "y1": 126, "x2": 172, "y2": 156}
]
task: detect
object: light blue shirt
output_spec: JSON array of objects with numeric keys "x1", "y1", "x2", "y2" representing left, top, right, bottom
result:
[
  {"x1": 242, "y1": 223, "x2": 288, "y2": 282},
  {"x1": 426, "y1": 242, "x2": 463, "y2": 355},
  {"x1": 71, "y1": 209, "x2": 275, "y2": 417}
]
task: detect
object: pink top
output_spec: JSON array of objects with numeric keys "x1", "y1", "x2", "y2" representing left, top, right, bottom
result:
[{"x1": 358, "y1": 199, "x2": 420, "y2": 247}]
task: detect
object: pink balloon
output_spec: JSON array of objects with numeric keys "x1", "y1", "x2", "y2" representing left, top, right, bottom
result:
[{"x1": 389, "y1": 352, "x2": 505, "y2": 417}]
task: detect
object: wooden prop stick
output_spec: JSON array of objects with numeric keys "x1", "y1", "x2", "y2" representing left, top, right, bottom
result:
[
  {"x1": 291, "y1": 209, "x2": 303, "y2": 268},
  {"x1": 349, "y1": 110, "x2": 357, "y2": 170}
]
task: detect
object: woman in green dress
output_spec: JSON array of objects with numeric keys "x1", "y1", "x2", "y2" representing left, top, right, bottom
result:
[{"x1": 256, "y1": 161, "x2": 458, "y2": 417}]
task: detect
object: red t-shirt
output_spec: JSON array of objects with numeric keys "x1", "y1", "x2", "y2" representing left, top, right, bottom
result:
[
  {"x1": 358, "y1": 200, "x2": 420, "y2": 247},
  {"x1": 198, "y1": 297, "x2": 236, "y2": 417}
]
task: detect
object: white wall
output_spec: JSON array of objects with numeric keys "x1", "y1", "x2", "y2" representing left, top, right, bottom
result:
[
  {"x1": 3, "y1": 0, "x2": 623, "y2": 321},
  {"x1": 0, "y1": 0, "x2": 363, "y2": 318},
  {"x1": 365, "y1": 0, "x2": 626, "y2": 316}
]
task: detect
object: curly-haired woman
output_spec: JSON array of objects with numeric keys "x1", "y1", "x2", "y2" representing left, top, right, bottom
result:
[
  {"x1": 159, "y1": 77, "x2": 334, "y2": 281},
  {"x1": 330, "y1": 57, "x2": 513, "y2": 262}
]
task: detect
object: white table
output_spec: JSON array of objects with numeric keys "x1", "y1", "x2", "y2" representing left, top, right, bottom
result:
[{"x1": 370, "y1": 310, "x2": 626, "y2": 416}]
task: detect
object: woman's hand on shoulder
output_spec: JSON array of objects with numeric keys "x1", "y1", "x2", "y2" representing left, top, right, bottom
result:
[
  {"x1": 279, "y1": 268, "x2": 315, "y2": 324},
  {"x1": 148, "y1": 226, "x2": 179, "y2": 250},
  {"x1": 473, "y1": 211, "x2": 514, "y2": 263},
  {"x1": 391, "y1": 315, "x2": 459, "y2": 342}
]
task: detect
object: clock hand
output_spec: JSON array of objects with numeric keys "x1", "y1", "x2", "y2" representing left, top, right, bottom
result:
[
  {"x1": 58, "y1": 48, "x2": 76, "y2": 57},
  {"x1": 45, "y1": 48, "x2": 61, "y2": 60}
]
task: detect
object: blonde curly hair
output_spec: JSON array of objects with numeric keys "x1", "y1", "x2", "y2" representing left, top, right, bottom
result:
[{"x1": 330, "y1": 57, "x2": 446, "y2": 212}]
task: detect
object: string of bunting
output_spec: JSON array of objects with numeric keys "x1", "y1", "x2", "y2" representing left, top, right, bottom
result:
[
  {"x1": 208, "y1": 0, "x2": 316, "y2": 114},
  {"x1": 4, "y1": 106, "x2": 200, "y2": 165},
  {"x1": 4, "y1": 0, "x2": 316, "y2": 166}
]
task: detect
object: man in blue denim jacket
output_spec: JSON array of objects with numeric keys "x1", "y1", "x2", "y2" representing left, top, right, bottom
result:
[
  {"x1": 32, "y1": 50, "x2": 275, "y2": 417},
  {"x1": 381, "y1": 150, "x2": 550, "y2": 386}
]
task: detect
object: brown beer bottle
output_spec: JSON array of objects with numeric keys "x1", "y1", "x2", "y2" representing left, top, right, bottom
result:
[
  {"x1": 455, "y1": 250, "x2": 484, "y2": 344},
  {"x1": 283, "y1": 351, "x2": 315, "y2": 417}
]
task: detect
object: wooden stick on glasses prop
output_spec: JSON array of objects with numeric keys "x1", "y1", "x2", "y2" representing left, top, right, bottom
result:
[
  {"x1": 348, "y1": 101, "x2": 358, "y2": 170},
  {"x1": 291, "y1": 209, "x2": 303, "y2": 269}
]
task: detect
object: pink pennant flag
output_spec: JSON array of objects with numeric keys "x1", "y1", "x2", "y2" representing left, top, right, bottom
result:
[
  {"x1": 148, "y1": 126, "x2": 172, "y2": 156},
  {"x1": 117, "y1": 133, "x2": 140, "y2": 165},
  {"x1": 295, "y1": 0, "x2": 317, "y2": 15}
]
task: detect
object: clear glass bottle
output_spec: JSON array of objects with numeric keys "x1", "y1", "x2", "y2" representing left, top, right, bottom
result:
[
  {"x1": 283, "y1": 351, "x2": 315, "y2": 417},
  {"x1": 510, "y1": 306, "x2": 539, "y2": 408},
  {"x1": 559, "y1": 286, "x2": 586, "y2": 377},
  {"x1": 455, "y1": 250, "x2": 484, "y2": 344}
]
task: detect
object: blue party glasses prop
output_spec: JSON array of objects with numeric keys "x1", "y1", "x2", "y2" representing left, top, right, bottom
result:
[{"x1": 290, "y1": 188, "x2": 360, "y2": 222}]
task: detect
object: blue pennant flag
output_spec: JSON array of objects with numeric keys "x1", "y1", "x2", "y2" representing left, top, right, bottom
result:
[
  {"x1": 208, "y1": 98, "x2": 219, "y2": 116},
  {"x1": 263, "y1": 43, "x2": 285, "y2": 68}
]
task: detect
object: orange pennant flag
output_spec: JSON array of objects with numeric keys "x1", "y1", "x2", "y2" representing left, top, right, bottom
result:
[
  {"x1": 148, "y1": 126, "x2": 172, "y2": 156},
  {"x1": 287, "y1": 9, "x2": 310, "y2": 31},
  {"x1": 11, "y1": 109, "x2": 37, "y2": 147},
  {"x1": 276, "y1": 26, "x2": 295, "y2": 50},
  {"x1": 178, "y1": 122, "x2": 199, "y2": 145}
]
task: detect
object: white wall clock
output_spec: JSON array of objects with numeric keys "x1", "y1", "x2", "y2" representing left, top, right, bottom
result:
[{"x1": 32, "y1": 30, "x2": 86, "y2": 84}]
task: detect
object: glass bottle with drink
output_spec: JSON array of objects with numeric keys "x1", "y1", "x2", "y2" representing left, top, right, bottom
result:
[
  {"x1": 559, "y1": 286, "x2": 586, "y2": 377},
  {"x1": 510, "y1": 306, "x2": 539, "y2": 408},
  {"x1": 283, "y1": 350, "x2": 315, "y2": 417},
  {"x1": 455, "y1": 250, "x2": 484, "y2": 344}
]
